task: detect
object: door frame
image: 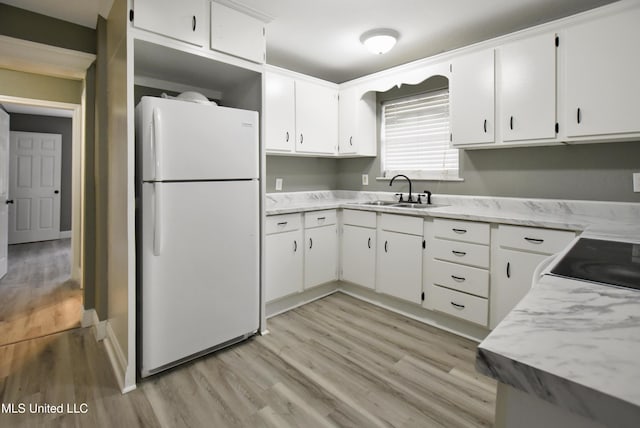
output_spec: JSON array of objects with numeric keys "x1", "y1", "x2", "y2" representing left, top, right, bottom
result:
[{"x1": 0, "y1": 95, "x2": 84, "y2": 285}]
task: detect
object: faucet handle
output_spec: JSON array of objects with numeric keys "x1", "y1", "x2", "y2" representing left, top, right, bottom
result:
[
  {"x1": 422, "y1": 190, "x2": 433, "y2": 205},
  {"x1": 394, "y1": 193, "x2": 404, "y2": 202},
  {"x1": 416, "y1": 194, "x2": 425, "y2": 204}
]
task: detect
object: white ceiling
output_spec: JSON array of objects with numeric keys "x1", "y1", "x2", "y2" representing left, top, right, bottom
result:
[{"x1": 2, "y1": 0, "x2": 620, "y2": 82}]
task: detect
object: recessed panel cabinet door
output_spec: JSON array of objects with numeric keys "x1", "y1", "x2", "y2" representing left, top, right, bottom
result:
[
  {"x1": 265, "y1": 230, "x2": 303, "y2": 302},
  {"x1": 500, "y1": 32, "x2": 557, "y2": 142},
  {"x1": 265, "y1": 72, "x2": 296, "y2": 152},
  {"x1": 450, "y1": 49, "x2": 495, "y2": 146},
  {"x1": 341, "y1": 225, "x2": 376, "y2": 289},
  {"x1": 377, "y1": 230, "x2": 422, "y2": 304},
  {"x1": 133, "y1": 0, "x2": 206, "y2": 47},
  {"x1": 563, "y1": 7, "x2": 640, "y2": 137},
  {"x1": 304, "y1": 225, "x2": 338, "y2": 289}
]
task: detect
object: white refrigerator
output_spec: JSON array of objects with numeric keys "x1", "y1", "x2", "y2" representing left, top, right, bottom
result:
[{"x1": 135, "y1": 96, "x2": 260, "y2": 378}]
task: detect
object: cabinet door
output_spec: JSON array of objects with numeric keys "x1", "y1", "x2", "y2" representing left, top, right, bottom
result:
[
  {"x1": 265, "y1": 230, "x2": 303, "y2": 302},
  {"x1": 265, "y1": 72, "x2": 296, "y2": 153},
  {"x1": 377, "y1": 231, "x2": 423, "y2": 304},
  {"x1": 341, "y1": 225, "x2": 376, "y2": 289},
  {"x1": 500, "y1": 33, "x2": 557, "y2": 142},
  {"x1": 133, "y1": 0, "x2": 206, "y2": 47},
  {"x1": 211, "y1": 3, "x2": 265, "y2": 63},
  {"x1": 563, "y1": 8, "x2": 640, "y2": 137},
  {"x1": 338, "y1": 87, "x2": 358, "y2": 154},
  {"x1": 490, "y1": 248, "x2": 547, "y2": 329},
  {"x1": 295, "y1": 80, "x2": 339, "y2": 154},
  {"x1": 304, "y1": 225, "x2": 338, "y2": 289},
  {"x1": 450, "y1": 49, "x2": 495, "y2": 146}
]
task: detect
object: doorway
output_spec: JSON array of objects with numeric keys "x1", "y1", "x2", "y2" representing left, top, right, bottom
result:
[{"x1": 0, "y1": 97, "x2": 84, "y2": 345}]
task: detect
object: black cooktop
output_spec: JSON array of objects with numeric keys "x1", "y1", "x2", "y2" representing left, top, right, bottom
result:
[{"x1": 550, "y1": 238, "x2": 640, "y2": 290}]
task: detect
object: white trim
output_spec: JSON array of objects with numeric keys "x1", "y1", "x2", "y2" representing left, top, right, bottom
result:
[
  {"x1": 213, "y1": 0, "x2": 274, "y2": 22},
  {"x1": 0, "y1": 35, "x2": 95, "y2": 80},
  {"x1": 104, "y1": 321, "x2": 137, "y2": 394},
  {"x1": 59, "y1": 230, "x2": 72, "y2": 239}
]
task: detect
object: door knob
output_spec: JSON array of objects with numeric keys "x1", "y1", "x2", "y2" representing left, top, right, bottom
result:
[{"x1": 6, "y1": 200, "x2": 13, "y2": 204}]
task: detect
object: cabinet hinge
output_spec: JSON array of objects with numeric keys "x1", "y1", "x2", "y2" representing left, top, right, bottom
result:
[
  {"x1": 422, "y1": 240, "x2": 426, "y2": 249},
  {"x1": 555, "y1": 122, "x2": 559, "y2": 134},
  {"x1": 421, "y1": 292, "x2": 425, "y2": 302},
  {"x1": 555, "y1": 36, "x2": 559, "y2": 47},
  {"x1": 449, "y1": 64, "x2": 452, "y2": 73},
  {"x1": 449, "y1": 133, "x2": 452, "y2": 142},
  {"x1": 129, "y1": 9, "x2": 134, "y2": 22}
]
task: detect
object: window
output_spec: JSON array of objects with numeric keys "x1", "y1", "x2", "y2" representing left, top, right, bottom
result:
[{"x1": 381, "y1": 89, "x2": 459, "y2": 180}]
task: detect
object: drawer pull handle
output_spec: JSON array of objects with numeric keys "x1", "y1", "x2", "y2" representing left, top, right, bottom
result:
[
  {"x1": 309, "y1": 238, "x2": 313, "y2": 249},
  {"x1": 277, "y1": 221, "x2": 288, "y2": 226},
  {"x1": 367, "y1": 237, "x2": 371, "y2": 249},
  {"x1": 452, "y1": 250, "x2": 466, "y2": 257},
  {"x1": 524, "y1": 237, "x2": 544, "y2": 244},
  {"x1": 285, "y1": 131, "x2": 289, "y2": 142},
  {"x1": 384, "y1": 240, "x2": 388, "y2": 253},
  {"x1": 507, "y1": 261, "x2": 511, "y2": 278},
  {"x1": 451, "y1": 275, "x2": 466, "y2": 282},
  {"x1": 192, "y1": 16, "x2": 196, "y2": 32},
  {"x1": 451, "y1": 302, "x2": 465, "y2": 310},
  {"x1": 483, "y1": 119, "x2": 487, "y2": 133},
  {"x1": 452, "y1": 228, "x2": 467, "y2": 234},
  {"x1": 577, "y1": 107, "x2": 582, "y2": 124},
  {"x1": 293, "y1": 240, "x2": 297, "y2": 252},
  {"x1": 317, "y1": 217, "x2": 326, "y2": 221},
  {"x1": 300, "y1": 133, "x2": 304, "y2": 144}
]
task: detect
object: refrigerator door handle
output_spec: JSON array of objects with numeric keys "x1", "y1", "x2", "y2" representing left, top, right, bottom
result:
[
  {"x1": 152, "y1": 108, "x2": 162, "y2": 180},
  {"x1": 153, "y1": 182, "x2": 163, "y2": 256}
]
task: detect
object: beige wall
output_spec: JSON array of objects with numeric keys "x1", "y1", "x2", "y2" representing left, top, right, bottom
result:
[{"x1": 0, "y1": 68, "x2": 83, "y2": 104}]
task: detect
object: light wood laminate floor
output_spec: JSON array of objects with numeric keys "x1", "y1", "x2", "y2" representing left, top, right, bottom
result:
[
  {"x1": 0, "y1": 293, "x2": 496, "y2": 427},
  {"x1": 0, "y1": 239, "x2": 81, "y2": 347}
]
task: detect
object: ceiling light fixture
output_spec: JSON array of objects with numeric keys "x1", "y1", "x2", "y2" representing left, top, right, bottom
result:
[{"x1": 360, "y1": 29, "x2": 399, "y2": 55}]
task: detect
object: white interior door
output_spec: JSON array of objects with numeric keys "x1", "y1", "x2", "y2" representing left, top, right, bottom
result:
[
  {"x1": 0, "y1": 110, "x2": 9, "y2": 278},
  {"x1": 8, "y1": 131, "x2": 62, "y2": 244}
]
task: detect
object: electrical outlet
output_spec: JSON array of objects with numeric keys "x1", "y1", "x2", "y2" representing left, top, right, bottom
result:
[
  {"x1": 633, "y1": 173, "x2": 640, "y2": 193},
  {"x1": 362, "y1": 174, "x2": 369, "y2": 186},
  {"x1": 275, "y1": 178, "x2": 283, "y2": 191}
]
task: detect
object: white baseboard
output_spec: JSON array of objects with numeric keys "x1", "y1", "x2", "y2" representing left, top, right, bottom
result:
[
  {"x1": 59, "y1": 230, "x2": 72, "y2": 239},
  {"x1": 82, "y1": 308, "x2": 107, "y2": 341},
  {"x1": 103, "y1": 321, "x2": 137, "y2": 394}
]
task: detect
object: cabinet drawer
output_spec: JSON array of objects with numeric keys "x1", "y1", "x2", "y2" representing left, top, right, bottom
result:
[
  {"x1": 430, "y1": 259, "x2": 489, "y2": 298},
  {"x1": 430, "y1": 285, "x2": 488, "y2": 326},
  {"x1": 433, "y1": 218, "x2": 489, "y2": 245},
  {"x1": 343, "y1": 209, "x2": 376, "y2": 228},
  {"x1": 432, "y1": 238, "x2": 490, "y2": 269},
  {"x1": 498, "y1": 225, "x2": 574, "y2": 255},
  {"x1": 305, "y1": 210, "x2": 337, "y2": 228},
  {"x1": 380, "y1": 214, "x2": 423, "y2": 236},
  {"x1": 266, "y1": 213, "x2": 301, "y2": 234}
]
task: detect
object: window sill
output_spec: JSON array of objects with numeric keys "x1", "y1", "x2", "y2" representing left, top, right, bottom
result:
[{"x1": 376, "y1": 176, "x2": 465, "y2": 182}]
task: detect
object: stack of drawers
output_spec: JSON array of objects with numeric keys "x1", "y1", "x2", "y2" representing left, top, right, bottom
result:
[{"x1": 427, "y1": 218, "x2": 490, "y2": 326}]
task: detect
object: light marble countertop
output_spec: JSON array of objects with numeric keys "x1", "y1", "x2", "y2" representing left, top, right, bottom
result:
[{"x1": 266, "y1": 190, "x2": 640, "y2": 426}]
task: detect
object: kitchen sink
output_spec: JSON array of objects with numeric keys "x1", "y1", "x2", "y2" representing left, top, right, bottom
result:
[
  {"x1": 358, "y1": 200, "x2": 398, "y2": 206},
  {"x1": 355, "y1": 201, "x2": 447, "y2": 209}
]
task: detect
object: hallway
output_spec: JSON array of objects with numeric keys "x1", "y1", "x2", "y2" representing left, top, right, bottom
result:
[{"x1": 0, "y1": 239, "x2": 82, "y2": 347}]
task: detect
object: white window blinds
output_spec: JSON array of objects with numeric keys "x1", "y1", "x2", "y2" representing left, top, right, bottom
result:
[{"x1": 382, "y1": 89, "x2": 458, "y2": 180}]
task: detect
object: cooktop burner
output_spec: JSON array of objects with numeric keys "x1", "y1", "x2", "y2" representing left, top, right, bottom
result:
[{"x1": 550, "y1": 238, "x2": 640, "y2": 290}]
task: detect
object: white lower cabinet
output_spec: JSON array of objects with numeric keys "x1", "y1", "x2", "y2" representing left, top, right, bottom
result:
[
  {"x1": 265, "y1": 214, "x2": 303, "y2": 302},
  {"x1": 490, "y1": 225, "x2": 575, "y2": 328},
  {"x1": 341, "y1": 210, "x2": 377, "y2": 289},
  {"x1": 304, "y1": 210, "x2": 338, "y2": 289},
  {"x1": 377, "y1": 214, "x2": 424, "y2": 304}
]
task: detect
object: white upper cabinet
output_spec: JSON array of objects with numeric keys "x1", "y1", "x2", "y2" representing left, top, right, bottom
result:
[
  {"x1": 295, "y1": 80, "x2": 339, "y2": 154},
  {"x1": 210, "y1": 2, "x2": 266, "y2": 63},
  {"x1": 132, "y1": 0, "x2": 207, "y2": 46},
  {"x1": 265, "y1": 72, "x2": 296, "y2": 152},
  {"x1": 338, "y1": 88, "x2": 377, "y2": 156},
  {"x1": 450, "y1": 49, "x2": 495, "y2": 146},
  {"x1": 499, "y1": 33, "x2": 557, "y2": 142},
  {"x1": 562, "y1": 7, "x2": 640, "y2": 138}
]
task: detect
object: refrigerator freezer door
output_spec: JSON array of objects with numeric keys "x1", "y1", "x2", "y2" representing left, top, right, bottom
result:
[
  {"x1": 136, "y1": 97, "x2": 258, "y2": 182},
  {"x1": 140, "y1": 180, "x2": 259, "y2": 376}
]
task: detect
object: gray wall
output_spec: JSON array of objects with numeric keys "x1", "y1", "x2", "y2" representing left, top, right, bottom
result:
[
  {"x1": 9, "y1": 113, "x2": 73, "y2": 230},
  {"x1": 266, "y1": 156, "x2": 338, "y2": 193}
]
